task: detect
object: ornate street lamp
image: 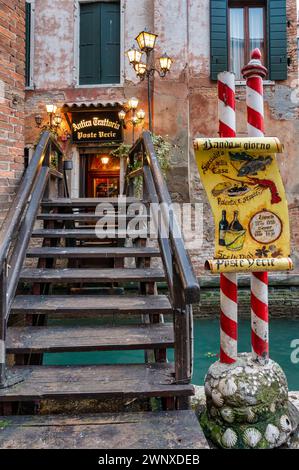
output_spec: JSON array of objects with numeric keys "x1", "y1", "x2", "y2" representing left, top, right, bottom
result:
[
  {"x1": 135, "y1": 30, "x2": 158, "y2": 52},
  {"x1": 126, "y1": 45, "x2": 142, "y2": 66},
  {"x1": 35, "y1": 104, "x2": 62, "y2": 132},
  {"x1": 46, "y1": 104, "x2": 57, "y2": 127},
  {"x1": 127, "y1": 96, "x2": 139, "y2": 110},
  {"x1": 159, "y1": 53, "x2": 173, "y2": 76},
  {"x1": 53, "y1": 113, "x2": 62, "y2": 128},
  {"x1": 136, "y1": 109, "x2": 146, "y2": 120},
  {"x1": 118, "y1": 98, "x2": 146, "y2": 143},
  {"x1": 126, "y1": 29, "x2": 173, "y2": 132}
]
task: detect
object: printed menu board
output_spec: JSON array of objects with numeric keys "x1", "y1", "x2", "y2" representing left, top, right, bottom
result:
[{"x1": 193, "y1": 137, "x2": 292, "y2": 273}]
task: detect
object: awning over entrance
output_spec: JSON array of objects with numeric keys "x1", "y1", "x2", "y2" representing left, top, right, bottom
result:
[{"x1": 62, "y1": 100, "x2": 125, "y2": 110}]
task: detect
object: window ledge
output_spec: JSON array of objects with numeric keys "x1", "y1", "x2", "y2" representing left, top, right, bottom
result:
[
  {"x1": 75, "y1": 83, "x2": 123, "y2": 89},
  {"x1": 235, "y1": 80, "x2": 275, "y2": 86}
]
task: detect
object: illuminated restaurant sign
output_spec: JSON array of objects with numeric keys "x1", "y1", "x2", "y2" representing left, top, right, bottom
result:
[{"x1": 72, "y1": 111, "x2": 122, "y2": 143}]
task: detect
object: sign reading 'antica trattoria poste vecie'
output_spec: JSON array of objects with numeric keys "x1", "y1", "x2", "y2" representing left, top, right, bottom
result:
[{"x1": 72, "y1": 111, "x2": 122, "y2": 143}]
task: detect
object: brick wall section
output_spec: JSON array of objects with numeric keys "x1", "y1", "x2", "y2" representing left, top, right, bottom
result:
[{"x1": 0, "y1": 0, "x2": 25, "y2": 225}]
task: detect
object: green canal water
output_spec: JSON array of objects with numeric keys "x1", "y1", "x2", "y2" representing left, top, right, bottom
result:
[{"x1": 44, "y1": 318, "x2": 299, "y2": 390}]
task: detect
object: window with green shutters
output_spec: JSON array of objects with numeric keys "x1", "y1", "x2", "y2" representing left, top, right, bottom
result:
[
  {"x1": 210, "y1": 0, "x2": 287, "y2": 81},
  {"x1": 267, "y1": 0, "x2": 287, "y2": 80},
  {"x1": 79, "y1": 1, "x2": 120, "y2": 85},
  {"x1": 210, "y1": 0, "x2": 229, "y2": 81},
  {"x1": 25, "y1": 2, "x2": 31, "y2": 87}
]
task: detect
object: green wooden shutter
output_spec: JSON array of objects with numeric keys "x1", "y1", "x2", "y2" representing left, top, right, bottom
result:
[
  {"x1": 210, "y1": 0, "x2": 228, "y2": 81},
  {"x1": 25, "y1": 2, "x2": 31, "y2": 87},
  {"x1": 100, "y1": 2, "x2": 120, "y2": 84},
  {"x1": 267, "y1": 0, "x2": 287, "y2": 81},
  {"x1": 79, "y1": 2, "x2": 101, "y2": 85}
]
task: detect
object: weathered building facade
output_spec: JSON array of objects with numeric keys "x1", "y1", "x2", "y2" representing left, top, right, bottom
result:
[
  {"x1": 1, "y1": 0, "x2": 298, "y2": 273},
  {"x1": 0, "y1": 0, "x2": 25, "y2": 221}
]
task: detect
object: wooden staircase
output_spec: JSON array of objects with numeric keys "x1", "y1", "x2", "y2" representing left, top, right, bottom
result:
[{"x1": 0, "y1": 132, "x2": 207, "y2": 449}]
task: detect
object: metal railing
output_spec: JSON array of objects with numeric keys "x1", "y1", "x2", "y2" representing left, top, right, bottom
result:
[
  {"x1": 0, "y1": 131, "x2": 66, "y2": 387},
  {"x1": 126, "y1": 131, "x2": 200, "y2": 396}
]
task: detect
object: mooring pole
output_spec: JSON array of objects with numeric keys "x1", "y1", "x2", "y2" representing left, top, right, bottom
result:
[
  {"x1": 242, "y1": 49, "x2": 269, "y2": 364},
  {"x1": 217, "y1": 71, "x2": 238, "y2": 364}
]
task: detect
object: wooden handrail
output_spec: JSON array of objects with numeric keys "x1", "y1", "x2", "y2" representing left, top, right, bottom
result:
[
  {"x1": 0, "y1": 131, "x2": 65, "y2": 386},
  {"x1": 7, "y1": 167, "x2": 49, "y2": 310},
  {"x1": 0, "y1": 131, "x2": 64, "y2": 267},
  {"x1": 128, "y1": 131, "x2": 198, "y2": 390},
  {"x1": 129, "y1": 131, "x2": 200, "y2": 305}
]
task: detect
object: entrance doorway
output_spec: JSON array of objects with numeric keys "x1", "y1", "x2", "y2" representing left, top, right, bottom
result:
[{"x1": 80, "y1": 153, "x2": 120, "y2": 197}]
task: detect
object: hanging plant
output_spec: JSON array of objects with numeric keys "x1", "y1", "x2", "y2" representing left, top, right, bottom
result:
[
  {"x1": 110, "y1": 134, "x2": 173, "y2": 197},
  {"x1": 110, "y1": 142, "x2": 131, "y2": 159},
  {"x1": 50, "y1": 152, "x2": 58, "y2": 170}
]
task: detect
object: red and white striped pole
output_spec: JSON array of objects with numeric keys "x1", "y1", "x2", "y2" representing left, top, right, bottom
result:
[
  {"x1": 218, "y1": 72, "x2": 238, "y2": 364},
  {"x1": 242, "y1": 49, "x2": 269, "y2": 364}
]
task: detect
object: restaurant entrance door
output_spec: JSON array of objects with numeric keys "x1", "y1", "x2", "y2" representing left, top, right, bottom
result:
[{"x1": 80, "y1": 153, "x2": 120, "y2": 198}]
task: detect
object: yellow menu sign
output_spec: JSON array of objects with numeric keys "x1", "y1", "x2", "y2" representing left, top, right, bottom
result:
[{"x1": 193, "y1": 137, "x2": 292, "y2": 273}]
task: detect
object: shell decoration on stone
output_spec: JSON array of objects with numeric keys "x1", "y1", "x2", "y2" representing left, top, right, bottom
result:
[
  {"x1": 209, "y1": 406, "x2": 218, "y2": 417},
  {"x1": 246, "y1": 408, "x2": 257, "y2": 423},
  {"x1": 221, "y1": 428, "x2": 238, "y2": 448},
  {"x1": 220, "y1": 407, "x2": 235, "y2": 423},
  {"x1": 218, "y1": 378, "x2": 237, "y2": 397},
  {"x1": 211, "y1": 389, "x2": 224, "y2": 408},
  {"x1": 204, "y1": 381, "x2": 212, "y2": 397},
  {"x1": 243, "y1": 428, "x2": 262, "y2": 448},
  {"x1": 279, "y1": 415, "x2": 292, "y2": 433},
  {"x1": 265, "y1": 424, "x2": 280, "y2": 445}
]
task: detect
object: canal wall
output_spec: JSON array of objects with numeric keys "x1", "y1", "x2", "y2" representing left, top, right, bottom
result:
[{"x1": 193, "y1": 275, "x2": 299, "y2": 318}]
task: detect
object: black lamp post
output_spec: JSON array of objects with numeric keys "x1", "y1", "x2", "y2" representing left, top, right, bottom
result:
[{"x1": 126, "y1": 29, "x2": 173, "y2": 133}]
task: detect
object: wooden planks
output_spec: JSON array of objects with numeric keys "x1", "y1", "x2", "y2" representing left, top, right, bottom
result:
[
  {"x1": 11, "y1": 295, "x2": 172, "y2": 315},
  {"x1": 19, "y1": 268, "x2": 165, "y2": 283},
  {"x1": 6, "y1": 323, "x2": 174, "y2": 353},
  {"x1": 26, "y1": 246, "x2": 161, "y2": 258},
  {"x1": 0, "y1": 364, "x2": 194, "y2": 401},
  {"x1": 41, "y1": 197, "x2": 140, "y2": 207},
  {"x1": 32, "y1": 229, "x2": 148, "y2": 239},
  {"x1": 0, "y1": 411, "x2": 209, "y2": 449},
  {"x1": 37, "y1": 213, "x2": 149, "y2": 221}
]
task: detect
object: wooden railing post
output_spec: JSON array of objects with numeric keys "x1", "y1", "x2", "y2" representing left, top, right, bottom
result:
[
  {"x1": 0, "y1": 261, "x2": 7, "y2": 387},
  {"x1": 127, "y1": 151, "x2": 135, "y2": 197},
  {"x1": 127, "y1": 133, "x2": 200, "y2": 411},
  {"x1": 173, "y1": 262, "x2": 192, "y2": 410}
]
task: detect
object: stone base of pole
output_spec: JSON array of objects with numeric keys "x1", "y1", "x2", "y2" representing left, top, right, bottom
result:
[{"x1": 200, "y1": 353, "x2": 299, "y2": 449}]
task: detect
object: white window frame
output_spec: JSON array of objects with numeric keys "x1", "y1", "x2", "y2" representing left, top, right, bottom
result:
[
  {"x1": 25, "y1": 0, "x2": 35, "y2": 90},
  {"x1": 73, "y1": 0, "x2": 124, "y2": 88}
]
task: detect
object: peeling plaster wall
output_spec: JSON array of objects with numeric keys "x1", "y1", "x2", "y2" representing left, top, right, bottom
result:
[
  {"x1": 34, "y1": 0, "x2": 74, "y2": 89},
  {"x1": 24, "y1": 0, "x2": 299, "y2": 273}
]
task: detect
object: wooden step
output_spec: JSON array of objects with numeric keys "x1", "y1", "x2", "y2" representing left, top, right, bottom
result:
[
  {"x1": 19, "y1": 268, "x2": 165, "y2": 283},
  {"x1": 26, "y1": 246, "x2": 160, "y2": 258},
  {"x1": 0, "y1": 363, "x2": 193, "y2": 402},
  {"x1": 0, "y1": 411, "x2": 209, "y2": 449},
  {"x1": 37, "y1": 213, "x2": 149, "y2": 221},
  {"x1": 32, "y1": 229, "x2": 148, "y2": 239},
  {"x1": 11, "y1": 295, "x2": 172, "y2": 316},
  {"x1": 6, "y1": 323, "x2": 174, "y2": 354},
  {"x1": 41, "y1": 197, "x2": 141, "y2": 207}
]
